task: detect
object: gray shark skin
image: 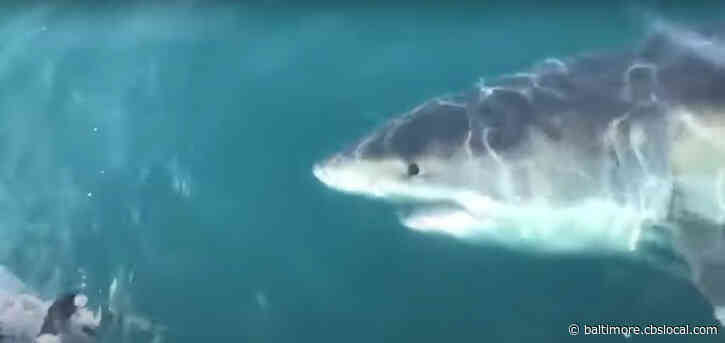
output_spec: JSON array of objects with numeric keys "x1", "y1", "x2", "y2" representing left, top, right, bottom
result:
[{"x1": 314, "y1": 22, "x2": 725, "y2": 324}]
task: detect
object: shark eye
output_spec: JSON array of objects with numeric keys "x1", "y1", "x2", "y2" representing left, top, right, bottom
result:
[{"x1": 407, "y1": 162, "x2": 420, "y2": 176}]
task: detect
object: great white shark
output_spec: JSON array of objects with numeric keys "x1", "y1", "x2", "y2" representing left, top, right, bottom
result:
[{"x1": 313, "y1": 22, "x2": 725, "y2": 324}]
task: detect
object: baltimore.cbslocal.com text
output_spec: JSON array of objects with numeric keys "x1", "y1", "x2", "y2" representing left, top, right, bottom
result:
[{"x1": 568, "y1": 323, "x2": 720, "y2": 336}]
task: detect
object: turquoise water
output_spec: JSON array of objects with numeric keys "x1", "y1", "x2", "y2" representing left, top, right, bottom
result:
[{"x1": 0, "y1": 3, "x2": 724, "y2": 342}]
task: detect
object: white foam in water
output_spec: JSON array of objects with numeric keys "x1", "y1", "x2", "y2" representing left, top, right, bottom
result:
[
  {"x1": 106, "y1": 269, "x2": 167, "y2": 343},
  {"x1": 715, "y1": 307, "x2": 725, "y2": 325},
  {"x1": 0, "y1": 265, "x2": 28, "y2": 294},
  {"x1": 74, "y1": 294, "x2": 88, "y2": 308},
  {"x1": 0, "y1": 289, "x2": 49, "y2": 340},
  {"x1": 0, "y1": 265, "x2": 102, "y2": 342}
]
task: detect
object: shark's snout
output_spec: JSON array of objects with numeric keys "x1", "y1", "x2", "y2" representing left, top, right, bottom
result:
[{"x1": 313, "y1": 155, "x2": 382, "y2": 196}]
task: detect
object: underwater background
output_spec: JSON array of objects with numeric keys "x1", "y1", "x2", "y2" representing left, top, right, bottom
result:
[{"x1": 0, "y1": 1, "x2": 724, "y2": 342}]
